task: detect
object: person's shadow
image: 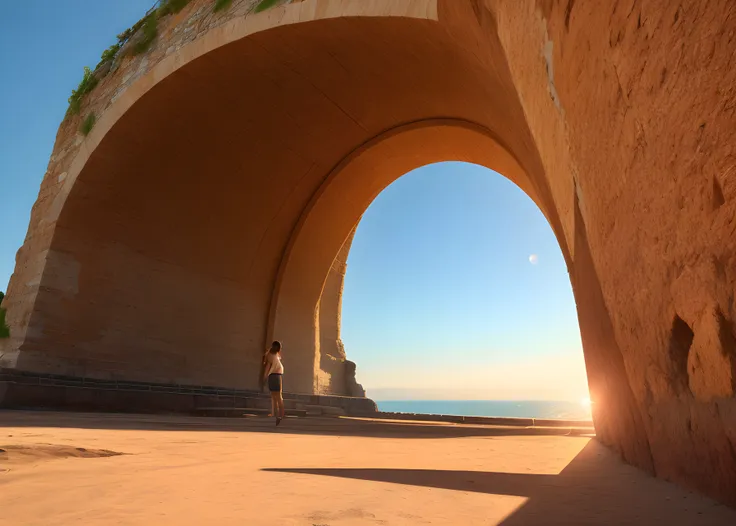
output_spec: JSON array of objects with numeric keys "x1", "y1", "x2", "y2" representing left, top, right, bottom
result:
[{"x1": 264, "y1": 440, "x2": 735, "y2": 525}]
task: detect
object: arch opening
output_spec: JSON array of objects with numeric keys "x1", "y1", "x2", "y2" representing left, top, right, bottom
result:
[
  {"x1": 334, "y1": 161, "x2": 590, "y2": 419},
  {"x1": 270, "y1": 121, "x2": 566, "y2": 396}
]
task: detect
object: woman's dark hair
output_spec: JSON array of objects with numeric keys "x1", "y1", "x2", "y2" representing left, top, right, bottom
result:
[{"x1": 269, "y1": 340, "x2": 282, "y2": 353}]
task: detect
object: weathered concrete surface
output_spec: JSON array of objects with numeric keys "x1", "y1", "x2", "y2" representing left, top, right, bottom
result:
[
  {"x1": 2, "y1": 0, "x2": 736, "y2": 505},
  {"x1": 2, "y1": 411, "x2": 735, "y2": 525}
]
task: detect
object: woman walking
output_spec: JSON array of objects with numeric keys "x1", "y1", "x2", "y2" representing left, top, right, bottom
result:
[{"x1": 263, "y1": 340, "x2": 285, "y2": 425}]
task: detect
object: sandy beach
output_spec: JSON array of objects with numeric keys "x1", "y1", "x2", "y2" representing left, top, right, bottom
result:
[{"x1": 1, "y1": 410, "x2": 734, "y2": 525}]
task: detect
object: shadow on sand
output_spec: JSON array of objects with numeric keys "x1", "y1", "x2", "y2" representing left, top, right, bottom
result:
[
  {"x1": 4, "y1": 410, "x2": 734, "y2": 523},
  {"x1": 263, "y1": 441, "x2": 736, "y2": 525}
]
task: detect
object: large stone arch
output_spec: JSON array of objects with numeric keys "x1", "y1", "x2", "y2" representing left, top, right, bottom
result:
[{"x1": 1, "y1": 0, "x2": 735, "y2": 505}]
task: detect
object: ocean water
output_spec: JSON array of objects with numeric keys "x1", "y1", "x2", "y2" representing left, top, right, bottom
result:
[{"x1": 375, "y1": 400, "x2": 592, "y2": 420}]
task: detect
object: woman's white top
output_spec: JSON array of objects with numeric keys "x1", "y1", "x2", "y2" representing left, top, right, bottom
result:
[{"x1": 266, "y1": 352, "x2": 284, "y2": 375}]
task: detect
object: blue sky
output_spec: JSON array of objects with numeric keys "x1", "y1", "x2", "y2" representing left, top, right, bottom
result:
[
  {"x1": 0, "y1": 1, "x2": 588, "y2": 402},
  {"x1": 343, "y1": 163, "x2": 587, "y2": 401}
]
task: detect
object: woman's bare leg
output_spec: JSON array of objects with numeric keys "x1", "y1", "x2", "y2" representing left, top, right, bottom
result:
[
  {"x1": 270, "y1": 392, "x2": 278, "y2": 418},
  {"x1": 278, "y1": 393, "x2": 285, "y2": 419}
]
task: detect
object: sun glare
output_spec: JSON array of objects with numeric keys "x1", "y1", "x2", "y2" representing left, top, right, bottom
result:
[{"x1": 580, "y1": 397, "x2": 592, "y2": 408}]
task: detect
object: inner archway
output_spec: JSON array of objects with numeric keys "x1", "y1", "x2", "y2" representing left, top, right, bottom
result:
[
  {"x1": 339, "y1": 161, "x2": 590, "y2": 419},
  {"x1": 269, "y1": 120, "x2": 553, "y2": 394}
]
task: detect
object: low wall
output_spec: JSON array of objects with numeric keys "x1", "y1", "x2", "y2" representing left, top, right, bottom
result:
[
  {"x1": 358, "y1": 411, "x2": 594, "y2": 429},
  {"x1": 0, "y1": 369, "x2": 596, "y2": 429},
  {"x1": 0, "y1": 368, "x2": 377, "y2": 416}
]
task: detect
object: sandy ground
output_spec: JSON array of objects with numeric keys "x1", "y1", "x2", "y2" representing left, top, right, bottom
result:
[{"x1": 1, "y1": 411, "x2": 734, "y2": 525}]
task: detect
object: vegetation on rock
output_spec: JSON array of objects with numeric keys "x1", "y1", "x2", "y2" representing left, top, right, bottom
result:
[
  {"x1": 65, "y1": 0, "x2": 251, "y2": 119},
  {"x1": 132, "y1": 14, "x2": 159, "y2": 56},
  {"x1": 214, "y1": 0, "x2": 234, "y2": 12},
  {"x1": 254, "y1": 0, "x2": 282, "y2": 13},
  {"x1": 158, "y1": 0, "x2": 193, "y2": 17},
  {"x1": 66, "y1": 5, "x2": 151, "y2": 114},
  {"x1": 67, "y1": 67, "x2": 99, "y2": 115},
  {"x1": 80, "y1": 113, "x2": 96, "y2": 136},
  {"x1": 116, "y1": 14, "x2": 149, "y2": 47},
  {"x1": 99, "y1": 43, "x2": 122, "y2": 66}
]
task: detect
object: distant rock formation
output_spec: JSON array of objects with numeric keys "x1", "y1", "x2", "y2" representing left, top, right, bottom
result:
[{"x1": 344, "y1": 360, "x2": 365, "y2": 398}]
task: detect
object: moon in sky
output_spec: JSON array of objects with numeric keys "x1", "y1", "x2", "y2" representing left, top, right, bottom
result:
[{"x1": 528, "y1": 254, "x2": 539, "y2": 265}]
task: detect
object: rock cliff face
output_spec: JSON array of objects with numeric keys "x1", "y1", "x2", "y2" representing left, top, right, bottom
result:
[
  {"x1": 344, "y1": 360, "x2": 366, "y2": 398},
  {"x1": 514, "y1": 0, "x2": 736, "y2": 505},
  {"x1": 1, "y1": 0, "x2": 735, "y2": 506},
  {"x1": 316, "y1": 229, "x2": 356, "y2": 395}
]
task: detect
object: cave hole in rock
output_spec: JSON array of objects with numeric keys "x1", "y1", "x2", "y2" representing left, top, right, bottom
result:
[
  {"x1": 669, "y1": 314, "x2": 694, "y2": 394},
  {"x1": 713, "y1": 177, "x2": 725, "y2": 210}
]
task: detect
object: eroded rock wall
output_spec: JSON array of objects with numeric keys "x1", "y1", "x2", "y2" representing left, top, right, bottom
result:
[{"x1": 487, "y1": 0, "x2": 736, "y2": 504}]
